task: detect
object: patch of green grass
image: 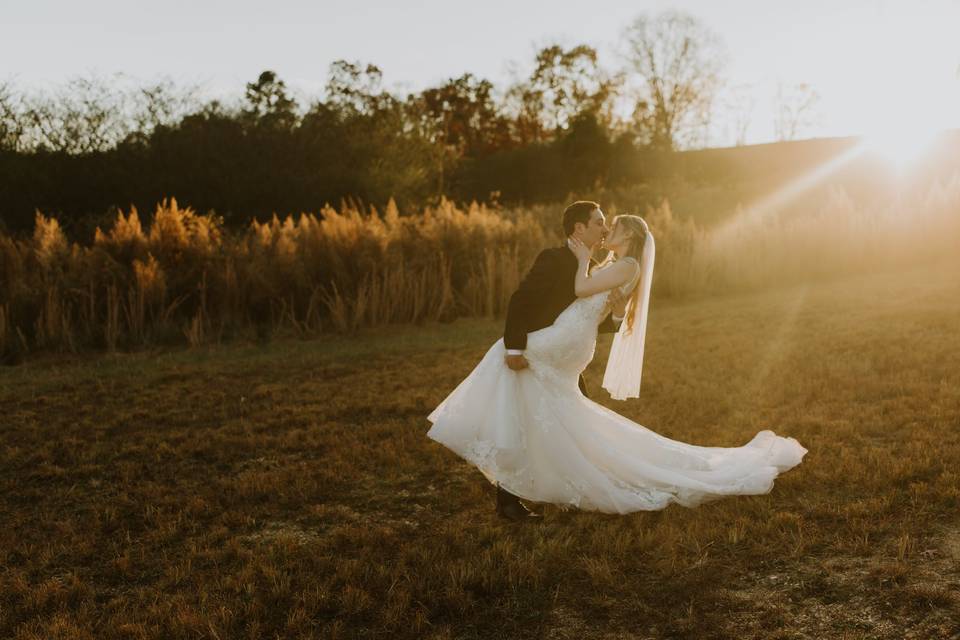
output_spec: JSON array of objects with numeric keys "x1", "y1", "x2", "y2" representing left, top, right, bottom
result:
[{"x1": 2, "y1": 262, "x2": 959, "y2": 639}]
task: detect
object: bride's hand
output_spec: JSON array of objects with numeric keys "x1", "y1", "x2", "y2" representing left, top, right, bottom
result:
[
  {"x1": 568, "y1": 237, "x2": 593, "y2": 262},
  {"x1": 608, "y1": 288, "x2": 628, "y2": 315}
]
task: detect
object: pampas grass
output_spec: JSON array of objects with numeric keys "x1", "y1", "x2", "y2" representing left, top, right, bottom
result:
[{"x1": 1, "y1": 174, "x2": 959, "y2": 361}]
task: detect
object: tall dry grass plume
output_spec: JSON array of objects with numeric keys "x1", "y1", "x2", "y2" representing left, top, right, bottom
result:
[
  {"x1": 1, "y1": 176, "x2": 958, "y2": 361},
  {"x1": 0, "y1": 197, "x2": 547, "y2": 359}
]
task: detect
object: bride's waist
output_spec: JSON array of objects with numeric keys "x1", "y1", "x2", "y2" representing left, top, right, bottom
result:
[{"x1": 526, "y1": 327, "x2": 596, "y2": 353}]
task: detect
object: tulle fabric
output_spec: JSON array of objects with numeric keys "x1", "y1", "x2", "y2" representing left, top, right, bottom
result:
[
  {"x1": 426, "y1": 285, "x2": 807, "y2": 514},
  {"x1": 602, "y1": 232, "x2": 655, "y2": 400}
]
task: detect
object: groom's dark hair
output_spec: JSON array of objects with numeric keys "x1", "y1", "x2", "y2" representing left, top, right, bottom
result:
[{"x1": 562, "y1": 200, "x2": 600, "y2": 236}]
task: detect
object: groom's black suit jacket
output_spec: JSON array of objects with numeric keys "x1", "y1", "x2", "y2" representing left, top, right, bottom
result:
[{"x1": 503, "y1": 242, "x2": 620, "y2": 396}]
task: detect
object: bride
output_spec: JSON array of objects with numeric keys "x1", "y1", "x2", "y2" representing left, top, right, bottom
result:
[{"x1": 426, "y1": 207, "x2": 807, "y2": 519}]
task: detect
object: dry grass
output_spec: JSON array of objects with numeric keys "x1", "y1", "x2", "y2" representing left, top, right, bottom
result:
[
  {"x1": 3, "y1": 167, "x2": 959, "y2": 363},
  {"x1": 2, "y1": 257, "x2": 959, "y2": 638},
  {"x1": 0, "y1": 197, "x2": 547, "y2": 361}
]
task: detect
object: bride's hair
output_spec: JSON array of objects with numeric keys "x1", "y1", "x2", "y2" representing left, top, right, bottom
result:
[{"x1": 597, "y1": 214, "x2": 650, "y2": 332}]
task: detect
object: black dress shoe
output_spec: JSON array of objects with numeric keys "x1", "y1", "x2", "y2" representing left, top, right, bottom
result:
[{"x1": 496, "y1": 482, "x2": 544, "y2": 522}]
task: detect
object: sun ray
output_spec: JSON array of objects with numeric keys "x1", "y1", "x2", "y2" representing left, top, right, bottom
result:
[{"x1": 710, "y1": 142, "x2": 868, "y2": 248}]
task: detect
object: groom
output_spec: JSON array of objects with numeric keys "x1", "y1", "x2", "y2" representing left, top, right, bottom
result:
[{"x1": 496, "y1": 200, "x2": 624, "y2": 521}]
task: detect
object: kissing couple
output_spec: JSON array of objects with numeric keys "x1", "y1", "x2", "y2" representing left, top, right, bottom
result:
[{"x1": 427, "y1": 200, "x2": 807, "y2": 521}]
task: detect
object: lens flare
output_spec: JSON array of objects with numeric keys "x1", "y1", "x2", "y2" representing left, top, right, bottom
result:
[{"x1": 860, "y1": 125, "x2": 941, "y2": 170}]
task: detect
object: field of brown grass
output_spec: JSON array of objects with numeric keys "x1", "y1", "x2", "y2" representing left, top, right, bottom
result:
[{"x1": 2, "y1": 256, "x2": 959, "y2": 639}]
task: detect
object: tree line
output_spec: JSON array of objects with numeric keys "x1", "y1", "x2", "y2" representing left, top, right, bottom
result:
[{"x1": 0, "y1": 11, "x2": 766, "y2": 239}]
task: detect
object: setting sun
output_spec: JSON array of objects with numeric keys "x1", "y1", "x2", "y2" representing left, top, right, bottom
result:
[{"x1": 860, "y1": 124, "x2": 942, "y2": 169}]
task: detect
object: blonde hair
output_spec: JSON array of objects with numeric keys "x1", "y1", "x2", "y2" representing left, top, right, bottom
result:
[{"x1": 597, "y1": 214, "x2": 650, "y2": 331}]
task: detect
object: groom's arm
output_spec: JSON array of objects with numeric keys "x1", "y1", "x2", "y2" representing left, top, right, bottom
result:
[{"x1": 504, "y1": 249, "x2": 557, "y2": 352}]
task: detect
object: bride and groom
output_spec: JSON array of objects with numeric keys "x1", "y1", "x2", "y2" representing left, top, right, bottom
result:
[{"x1": 427, "y1": 200, "x2": 807, "y2": 521}]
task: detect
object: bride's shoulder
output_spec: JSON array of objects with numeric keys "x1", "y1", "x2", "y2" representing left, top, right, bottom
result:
[
  {"x1": 617, "y1": 257, "x2": 642, "y2": 283},
  {"x1": 603, "y1": 258, "x2": 638, "y2": 282}
]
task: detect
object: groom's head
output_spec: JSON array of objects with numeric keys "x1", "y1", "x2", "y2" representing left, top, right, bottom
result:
[{"x1": 563, "y1": 200, "x2": 606, "y2": 248}]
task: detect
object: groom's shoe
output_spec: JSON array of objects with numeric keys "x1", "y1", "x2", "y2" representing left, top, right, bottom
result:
[{"x1": 496, "y1": 483, "x2": 544, "y2": 522}]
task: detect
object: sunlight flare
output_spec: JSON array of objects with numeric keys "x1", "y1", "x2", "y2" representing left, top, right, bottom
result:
[
  {"x1": 860, "y1": 125, "x2": 942, "y2": 170},
  {"x1": 710, "y1": 143, "x2": 866, "y2": 247}
]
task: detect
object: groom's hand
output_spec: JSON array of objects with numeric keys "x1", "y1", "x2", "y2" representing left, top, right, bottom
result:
[{"x1": 505, "y1": 354, "x2": 529, "y2": 370}]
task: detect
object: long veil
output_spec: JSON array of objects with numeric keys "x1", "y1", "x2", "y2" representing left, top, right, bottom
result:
[{"x1": 601, "y1": 229, "x2": 655, "y2": 400}]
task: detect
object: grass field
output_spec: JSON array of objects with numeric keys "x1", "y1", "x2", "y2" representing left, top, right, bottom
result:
[{"x1": 2, "y1": 257, "x2": 959, "y2": 639}]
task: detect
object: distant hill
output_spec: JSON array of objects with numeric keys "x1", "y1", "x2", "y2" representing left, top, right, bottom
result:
[{"x1": 621, "y1": 130, "x2": 960, "y2": 227}]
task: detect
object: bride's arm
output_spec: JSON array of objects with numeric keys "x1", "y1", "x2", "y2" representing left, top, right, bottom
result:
[
  {"x1": 570, "y1": 239, "x2": 637, "y2": 297},
  {"x1": 575, "y1": 260, "x2": 635, "y2": 297}
]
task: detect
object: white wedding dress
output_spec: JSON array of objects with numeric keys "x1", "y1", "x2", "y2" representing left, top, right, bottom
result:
[{"x1": 426, "y1": 267, "x2": 807, "y2": 514}]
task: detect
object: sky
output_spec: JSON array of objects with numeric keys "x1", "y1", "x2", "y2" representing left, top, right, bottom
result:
[{"x1": 3, "y1": 0, "x2": 960, "y2": 146}]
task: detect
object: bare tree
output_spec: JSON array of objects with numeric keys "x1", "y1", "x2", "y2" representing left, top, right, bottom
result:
[
  {"x1": 15, "y1": 73, "x2": 141, "y2": 153},
  {"x1": 41, "y1": 74, "x2": 127, "y2": 152},
  {"x1": 619, "y1": 10, "x2": 726, "y2": 150},
  {"x1": 130, "y1": 76, "x2": 202, "y2": 136},
  {"x1": 773, "y1": 82, "x2": 821, "y2": 141},
  {"x1": 722, "y1": 83, "x2": 757, "y2": 147},
  {"x1": 8, "y1": 73, "x2": 202, "y2": 153},
  {"x1": 0, "y1": 80, "x2": 26, "y2": 151}
]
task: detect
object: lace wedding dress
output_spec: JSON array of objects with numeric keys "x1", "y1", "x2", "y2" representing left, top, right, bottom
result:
[{"x1": 426, "y1": 264, "x2": 807, "y2": 514}]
